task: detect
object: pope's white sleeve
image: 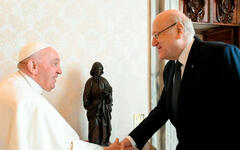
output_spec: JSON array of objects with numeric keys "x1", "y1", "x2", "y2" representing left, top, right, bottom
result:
[{"x1": 70, "y1": 140, "x2": 104, "y2": 150}]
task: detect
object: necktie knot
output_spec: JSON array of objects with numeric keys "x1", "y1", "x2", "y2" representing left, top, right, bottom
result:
[
  {"x1": 175, "y1": 60, "x2": 182, "y2": 70},
  {"x1": 174, "y1": 60, "x2": 182, "y2": 79}
]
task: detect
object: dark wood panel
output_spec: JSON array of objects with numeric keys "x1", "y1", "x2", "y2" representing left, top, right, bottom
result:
[
  {"x1": 179, "y1": 0, "x2": 240, "y2": 48},
  {"x1": 179, "y1": 0, "x2": 209, "y2": 23},
  {"x1": 179, "y1": 0, "x2": 240, "y2": 25},
  {"x1": 213, "y1": 0, "x2": 237, "y2": 24},
  {"x1": 203, "y1": 27, "x2": 234, "y2": 44},
  {"x1": 203, "y1": 27, "x2": 240, "y2": 47}
]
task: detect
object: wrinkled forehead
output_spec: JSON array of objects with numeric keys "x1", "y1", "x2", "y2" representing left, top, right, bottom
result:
[
  {"x1": 40, "y1": 47, "x2": 60, "y2": 61},
  {"x1": 152, "y1": 14, "x2": 172, "y2": 33}
]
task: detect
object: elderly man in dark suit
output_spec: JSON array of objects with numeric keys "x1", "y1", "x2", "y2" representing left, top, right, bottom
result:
[{"x1": 121, "y1": 9, "x2": 240, "y2": 150}]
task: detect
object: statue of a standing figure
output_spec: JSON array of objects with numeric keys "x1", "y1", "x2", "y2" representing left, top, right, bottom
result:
[{"x1": 83, "y1": 62, "x2": 113, "y2": 146}]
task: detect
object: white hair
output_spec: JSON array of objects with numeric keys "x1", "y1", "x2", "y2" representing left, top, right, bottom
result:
[{"x1": 168, "y1": 10, "x2": 195, "y2": 39}]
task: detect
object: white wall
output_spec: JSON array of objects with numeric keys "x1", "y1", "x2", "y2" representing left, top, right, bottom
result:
[{"x1": 0, "y1": 0, "x2": 150, "y2": 142}]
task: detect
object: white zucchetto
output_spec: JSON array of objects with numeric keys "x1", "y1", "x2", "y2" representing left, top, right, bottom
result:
[{"x1": 18, "y1": 42, "x2": 50, "y2": 62}]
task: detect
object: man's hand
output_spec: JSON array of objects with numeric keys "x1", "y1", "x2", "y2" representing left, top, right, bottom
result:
[
  {"x1": 120, "y1": 138, "x2": 135, "y2": 150},
  {"x1": 104, "y1": 138, "x2": 124, "y2": 150}
]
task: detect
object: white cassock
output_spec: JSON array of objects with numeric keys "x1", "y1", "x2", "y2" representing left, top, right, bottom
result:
[{"x1": 0, "y1": 71, "x2": 103, "y2": 150}]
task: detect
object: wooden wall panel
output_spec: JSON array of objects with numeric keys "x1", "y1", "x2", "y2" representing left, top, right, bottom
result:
[
  {"x1": 213, "y1": 0, "x2": 237, "y2": 24},
  {"x1": 203, "y1": 27, "x2": 234, "y2": 44}
]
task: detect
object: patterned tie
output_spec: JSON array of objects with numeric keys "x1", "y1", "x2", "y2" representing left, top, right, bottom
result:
[{"x1": 171, "y1": 60, "x2": 182, "y2": 118}]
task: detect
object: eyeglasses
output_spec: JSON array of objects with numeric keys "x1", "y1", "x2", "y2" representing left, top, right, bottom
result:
[{"x1": 152, "y1": 22, "x2": 177, "y2": 39}]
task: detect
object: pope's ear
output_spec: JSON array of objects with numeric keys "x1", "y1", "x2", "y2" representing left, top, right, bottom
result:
[{"x1": 27, "y1": 59, "x2": 39, "y2": 75}]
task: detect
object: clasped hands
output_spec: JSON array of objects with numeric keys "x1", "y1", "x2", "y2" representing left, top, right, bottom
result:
[{"x1": 104, "y1": 138, "x2": 134, "y2": 150}]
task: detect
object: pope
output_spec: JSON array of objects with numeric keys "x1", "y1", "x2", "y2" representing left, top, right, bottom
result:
[{"x1": 0, "y1": 42, "x2": 123, "y2": 150}]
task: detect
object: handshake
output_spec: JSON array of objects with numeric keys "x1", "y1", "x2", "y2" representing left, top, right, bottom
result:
[{"x1": 104, "y1": 138, "x2": 134, "y2": 150}]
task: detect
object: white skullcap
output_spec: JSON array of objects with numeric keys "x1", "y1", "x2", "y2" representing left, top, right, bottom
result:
[{"x1": 18, "y1": 42, "x2": 50, "y2": 62}]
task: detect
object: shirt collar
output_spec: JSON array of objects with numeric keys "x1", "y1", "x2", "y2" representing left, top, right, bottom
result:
[
  {"x1": 178, "y1": 37, "x2": 194, "y2": 67},
  {"x1": 18, "y1": 70, "x2": 44, "y2": 95}
]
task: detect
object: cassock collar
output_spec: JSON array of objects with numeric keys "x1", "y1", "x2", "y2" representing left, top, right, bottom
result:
[{"x1": 18, "y1": 70, "x2": 44, "y2": 95}]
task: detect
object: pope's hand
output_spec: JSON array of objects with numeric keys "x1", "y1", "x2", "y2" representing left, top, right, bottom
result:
[
  {"x1": 104, "y1": 138, "x2": 124, "y2": 150},
  {"x1": 120, "y1": 138, "x2": 135, "y2": 150}
]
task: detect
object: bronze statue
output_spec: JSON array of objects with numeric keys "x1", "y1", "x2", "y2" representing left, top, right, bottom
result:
[{"x1": 83, "y1": 62, "x2": 113, "y2": 146}]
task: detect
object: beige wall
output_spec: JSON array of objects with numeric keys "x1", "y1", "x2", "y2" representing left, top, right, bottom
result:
[{"x1": 0, "y1": 0, "x2": 150, "y2": 141}]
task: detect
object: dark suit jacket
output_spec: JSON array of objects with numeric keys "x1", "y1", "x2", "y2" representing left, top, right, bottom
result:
[{"x1": 129, "y1": 37, "x2": 240, "y2": 150}]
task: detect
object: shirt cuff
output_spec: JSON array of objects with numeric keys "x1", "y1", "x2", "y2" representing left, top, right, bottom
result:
[{"x1": 126, "y1": 136, "x2": 137, "y2": 148}]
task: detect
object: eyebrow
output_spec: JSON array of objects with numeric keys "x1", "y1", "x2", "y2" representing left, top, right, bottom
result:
[{"x1": 52, "y1": 58, "x2": 60, "y2": 63}]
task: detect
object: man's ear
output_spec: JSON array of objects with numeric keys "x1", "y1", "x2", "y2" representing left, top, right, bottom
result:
[
  {"x1": 176, "y1": 23, "x2": 184, "y2": 39},
  {"x1": 27, "y1": 59, "x2": 39, "y2": 75}
]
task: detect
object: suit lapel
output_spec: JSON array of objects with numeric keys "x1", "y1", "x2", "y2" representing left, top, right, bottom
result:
[
  {"x1": 177, "y1": 37, "x2": 202, "y2": 117},
  {"x1": 181, "y1": 37, "x2": 202, "y2": 84}
]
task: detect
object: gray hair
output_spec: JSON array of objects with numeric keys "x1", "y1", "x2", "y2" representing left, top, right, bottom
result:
[{"x1": 169, "y1": 11, "x2": 195, "y2": 38}]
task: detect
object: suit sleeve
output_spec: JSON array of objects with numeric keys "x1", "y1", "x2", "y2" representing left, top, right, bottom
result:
[
  {"x1": 129, "y1": 87, "x2": 168, "y2": 149},
  {"x1": 128, "y1": 61, "x2": 174, "y2": 149},
  {"x1": 222, "y1": 45, "x2": 240, "y2": 121}
]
